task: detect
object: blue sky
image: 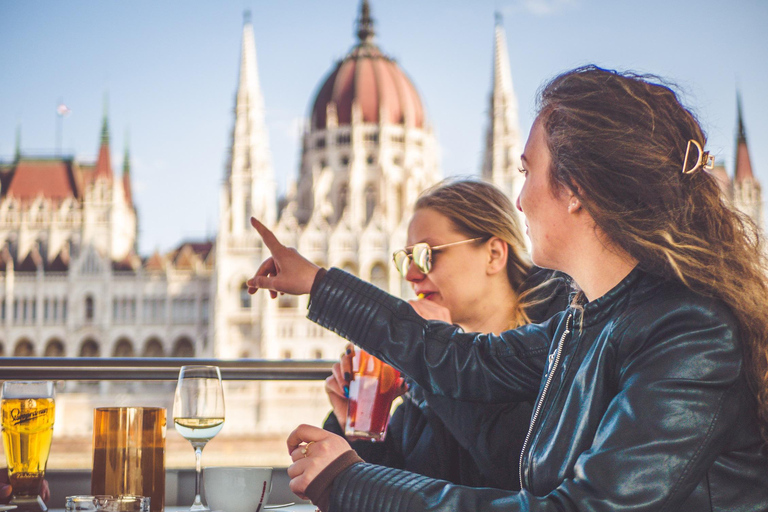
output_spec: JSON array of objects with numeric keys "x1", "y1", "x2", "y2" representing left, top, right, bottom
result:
[{"x1": 1, "y1": 0, "x2": 766, "y2": 254}]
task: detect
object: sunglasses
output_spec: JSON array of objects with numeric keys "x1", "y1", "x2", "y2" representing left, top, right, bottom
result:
[{"x1": 392, "y1": 237, "x2": 484, "y2": 277}]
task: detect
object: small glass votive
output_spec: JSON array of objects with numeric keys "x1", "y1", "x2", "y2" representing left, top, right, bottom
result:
[{"x1": 66, "y1": 495, "x2": 150, "y2": 512}]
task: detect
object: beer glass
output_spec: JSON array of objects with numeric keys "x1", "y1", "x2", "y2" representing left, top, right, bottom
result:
[
  {"x1": 173, "y1": 366, "x2": 225, "y2": 511},
  {"x1": 1, "y1": 381, "x2": 56, "y2": 512},
  {"x1": 91, "y1": 407, "x2": 166, "y2": 512},
  {"x1": 345, "y1": 350, "x2": 401, "y2": 442}
]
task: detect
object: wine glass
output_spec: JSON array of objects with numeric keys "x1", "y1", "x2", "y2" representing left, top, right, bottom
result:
[{"x1": 173, "y1": 366, "x2": 225, "y2": 512}]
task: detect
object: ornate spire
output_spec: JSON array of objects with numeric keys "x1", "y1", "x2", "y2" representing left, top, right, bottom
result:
[
  {"x1": 737, "y1": 90, "x2": 747, "y2": 144},
  {"x1": 481, "y1": 14, "x2": 525, "y2": 238},
  {"x1": 734, "y1": 91, "x2": 754, "y2": 182},
  {"x1": 356, "y1": 0, "x2": 375, "y2": 44},
  {"x1": 94, "y1": 92, "x2": 113, "y2": 179},
  {"x1": 100, "y1": 92, "x2": 110, "y2": 144},
  {"x1": 14, "y1": 123, "x2": 21, "y2": 161}
]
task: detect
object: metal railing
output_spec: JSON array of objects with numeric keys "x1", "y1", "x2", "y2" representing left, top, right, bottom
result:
[{"x1": 0, "y1": 357, "x2": 333, "y2": 381}]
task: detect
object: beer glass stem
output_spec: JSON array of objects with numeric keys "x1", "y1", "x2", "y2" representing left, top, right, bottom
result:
[{"x1": 190, "y1": 444, "x2": 206, "y2": 511}]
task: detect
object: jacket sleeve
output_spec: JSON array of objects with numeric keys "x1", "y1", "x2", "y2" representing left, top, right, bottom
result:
[
  {"x1": 308, "y1": 268, "x2": 558, "y2": 403},
  {"x1": 324, "y1": 298, "x2": 756, "y2": 512}
]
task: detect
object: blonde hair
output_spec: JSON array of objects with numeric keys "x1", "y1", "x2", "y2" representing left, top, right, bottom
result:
[
  {"x1": 414, "y1": 178, "x2": 541, "y2": 329},
  {"x1": 537, "y1": 65, "x2": 768, "y2": 439}
]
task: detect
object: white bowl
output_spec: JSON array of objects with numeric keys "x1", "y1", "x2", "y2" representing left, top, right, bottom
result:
[{"x1": 204, "y1": 466, "x2": 273, "y2": 512}]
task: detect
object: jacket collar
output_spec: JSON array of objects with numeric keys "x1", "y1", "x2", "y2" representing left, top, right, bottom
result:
[{"x1": 574, "y1": 265, "x2": 646, "y2": 327}]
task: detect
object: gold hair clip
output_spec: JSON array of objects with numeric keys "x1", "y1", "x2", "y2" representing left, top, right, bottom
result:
[{"x1": 682, "y1": 139, "x2": 715, "y2": 174}]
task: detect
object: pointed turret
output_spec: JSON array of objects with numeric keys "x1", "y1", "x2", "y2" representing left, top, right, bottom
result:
[
  {"x1": 14, "y1": 123, "x2": 21, "y2": 161},
  {"x1": 122, "y1": 134, "x2": 133, "y2": 207},
  {"x1": 731, "y1": 92, "x2": 763, "y2": 231},
  {"x1": 94, "y1": 95, "x2": 113, "y2": 179},
  {"x1": 356, "y1": 0, "x2": 375, "y2": 44},
  {"x1": 224, "y1": 10, "x2": 276, "y2": 229},
  {"x1": 734, "y1": 92, "x2": 755, "y2": 183},
  {"x1": 481, "y1": 14, "x2": 524, "y2": 230}
]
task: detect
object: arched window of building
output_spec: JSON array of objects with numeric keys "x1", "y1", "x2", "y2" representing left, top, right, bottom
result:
[
  {"x1": 13, "y1": 339, "x2": 34, "y2": 357},
  {"x1": 80, "y1": 339, "x2": 100, "y2": 357},
  {"x1": 142, "y1": 338, "x2": 164, "y2": 358},
  {"x1": 365, "y1": 185, "x2": 377, "y2": 224},
  {"x1": 85, "y1": 295, "x2": 95, "y2": 322},
  {"x1": 370, "y1": 263, "x2": 388, "y2": 290},
  {"x1": 44, "y1": 339, "x2": 65, "y2": 357},
  {"x1": 112, "y1": 339, "x2": 135, "y2": 357},
  {"x1": 313, "y1": 349, "x2": 323, "y2": 360},
  {"x1": 172, "y1": 337, "x2": 194, "y2": 358},
  {"x1": 239, "y1": 282, "x2": 250, "y2": 309},
  {"x1": 338, "y1": 184, "x2": 348, "y2": 218},
  {"x1": 0, "y1": 341, "x2": 5, "y2": 356},
  {"x1": 340, "y1": 262, "x2": 358, "y2": 276},
  {"x1": 281, "y1": 349, "x2": 293, "y2": 360}
]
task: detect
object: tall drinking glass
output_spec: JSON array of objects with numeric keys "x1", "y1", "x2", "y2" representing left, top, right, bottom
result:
[
  {"x1": 173, "y1": 366, "x2": 225, "y2": 512},
  {"x1": 1, "y1": 381, "x2": 56, "y2": 512}
]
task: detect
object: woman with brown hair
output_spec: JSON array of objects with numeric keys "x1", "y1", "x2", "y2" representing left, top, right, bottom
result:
[
  {"x1": 248, "y1": 65, "x2": 768, "y2": 511},
  {"x1": 322, "y1": 179, "x2": 567, "y2": 490}
]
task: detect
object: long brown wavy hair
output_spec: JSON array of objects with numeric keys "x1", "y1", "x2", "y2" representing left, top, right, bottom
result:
[
  {"x1": 536, "y1": 65, "x2": 768, "y2": 439},
  {"x1": 415, "y1": 178, "x2": 547, "y2": 329}
]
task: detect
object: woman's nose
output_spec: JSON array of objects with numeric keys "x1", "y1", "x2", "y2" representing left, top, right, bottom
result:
[
  {"x1": 516, "y1": 194, "x2": 523, "y2": 212},
  {"x1": 405, "y1": 260, "x2": 426, "y2": 283}
]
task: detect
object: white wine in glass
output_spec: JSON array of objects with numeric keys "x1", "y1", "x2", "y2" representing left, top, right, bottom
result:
[{"x1": 173, "y1": 366, "x2": 225, "y2": 512}]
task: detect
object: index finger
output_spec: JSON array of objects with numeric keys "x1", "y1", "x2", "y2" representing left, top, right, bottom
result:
[
  {"x1": 250, "y1": 217, "x2": 284, "y2": 253},
  {"x1": 286, "y1": 423, "x2": 329, "y2": 454}
]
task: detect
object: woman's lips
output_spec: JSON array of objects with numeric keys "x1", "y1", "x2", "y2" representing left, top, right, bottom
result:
[{"x1": 417, "y1": 292, "x2": 436, "y2": 300}]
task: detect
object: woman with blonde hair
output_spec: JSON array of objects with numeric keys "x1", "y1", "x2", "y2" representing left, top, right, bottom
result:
[
  {"x1": 249, "y1": 66, "x2": 768, "y2": 511},
  {"x1": 322, "y1": 178, "x2": 567, "y2": 490}
]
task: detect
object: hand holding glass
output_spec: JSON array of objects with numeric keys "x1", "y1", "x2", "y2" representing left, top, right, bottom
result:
[{"x1": 173, "y1": 366, "x2": 225, "y2": 512}]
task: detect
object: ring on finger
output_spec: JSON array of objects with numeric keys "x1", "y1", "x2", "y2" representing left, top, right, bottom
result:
[{"x1": 301, "y1": 441, "x2": 315, "y2": 458}]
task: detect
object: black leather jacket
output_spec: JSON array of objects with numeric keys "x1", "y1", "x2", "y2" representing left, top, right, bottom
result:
[
  {"x1": 308, "y1": 267, "x2": 768, "y2": 512},
  {"x1": 322, "y1": 268, "x2": 568, "y2": 490}
]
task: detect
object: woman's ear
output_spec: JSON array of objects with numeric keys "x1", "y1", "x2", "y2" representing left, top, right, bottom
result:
[
  {"x1": 486, "y1": 237, "x2": 508, "y2": 275},
  {"x1": 567, "y1": 193, "x2": 582, "y2": 214}
]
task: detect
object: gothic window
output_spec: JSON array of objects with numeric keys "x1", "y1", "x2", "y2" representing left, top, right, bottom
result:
[
  {"x1": 278, "y1": 295, "x2": 297, "y2": 309},
  {"x1": 370, "y1": 263, "x2": 387, "y2": 290},
  {"x1": 338, "y1": 184, "x2": 348, "y2": 217},
  {"x1": 62, "y1": 298, "x2": 68, "y2": 321},
  {"x1": 364, "y1": 133, "x2": 379, "y2": 144},
  {"x1": 43, "y1": 339, "x2": 64, "y2": 357},
  {"x1": 315, "y1": 137, "x2": 326, "y2": 149},
  {"x1": 365, "y1": 185, "x2": 377, "y2": 224},
  {"x1": 245, "y1": 198, "x2": 252, "y2": 229},
  {"x1": 13, "y1": 339, "x2": 34, "y2": 357},
  {"x1": 366, "y1": 154, "x2": 375, "y2": 165},
  {"x1": 43, "y1": 299, "x2": 49, "y2": 322},
  {"x1": 282, "y1": 349, "x2": 292, "y2": 360},
  {"x1": 172, "y1": 337, "x2": 194, "y2": 357},
  {"x1": 337, "y1": 133, "x2": 350, "y2": 145},
  {"x1": 0, "y1": 342, "x2": 4, "y2": 356},
  {"x1": 341, "y1": 155, "x2": 349, "y2": 166},
  {"x1": 0, "y1": 299, "x2": 4, "y2": 321},
  {"x1": 201, "y1": 298, "x2": 209, "y2": 322},
  {"x1": 341, "y1": 262, "x2": 357, "y2": 276},
  {"x1": 313, "y1": 348, "x2": 323, "y2": 360},
  {"x1": 85, "y1": 295, "x2": 95, "y2": 322},
  {"x1": 142, "y1": 339, "x2": 164, "y2": 358},
  {"x1": 113, "y1": 338, "x2": 135, "y2": 357},
  {"x1": 80, "y1": 339, "x2": 100, "y2": 357},
  {"x1": 240, "y1": 282, "x2": 251, "y2": 309}
]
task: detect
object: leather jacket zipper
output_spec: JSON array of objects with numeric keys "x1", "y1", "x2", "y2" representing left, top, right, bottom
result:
[{"x1": 518, "y1": 313, "x2": 572, "y2": 490}]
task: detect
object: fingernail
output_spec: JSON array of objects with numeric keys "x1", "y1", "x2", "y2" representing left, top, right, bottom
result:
[
  {"x1": 343, "y1": 385, "x2": 349, "y2": 397},
  {"x1": 344, "y1": 372, "x2": 351, "y2": 382}
]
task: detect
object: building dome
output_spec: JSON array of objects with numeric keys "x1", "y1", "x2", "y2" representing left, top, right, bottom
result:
[{"x1": 310, "y1": 1, "x2": 425, "y2": 130}]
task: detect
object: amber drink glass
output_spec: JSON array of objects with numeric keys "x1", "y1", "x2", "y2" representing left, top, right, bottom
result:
[
  {"x1": 345, "y1": 350, "x2": 401, "y2": 442},
  {"x1": 91, "y1": 407, "x2": 166, "y2": 512}
]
